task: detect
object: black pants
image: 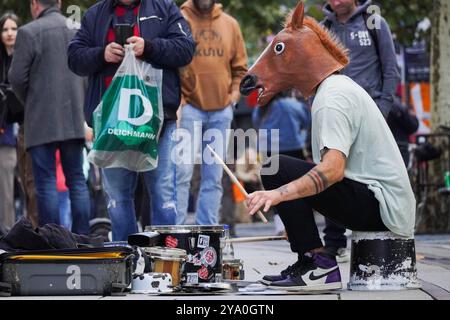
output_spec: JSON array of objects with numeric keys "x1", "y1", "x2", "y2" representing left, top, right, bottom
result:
[
  {"x1": 323, "y1": 219, "x2": 347, "y2": 249},
  {"x1": 261, "y1": 155, "x2": 388, "y2": 255}
]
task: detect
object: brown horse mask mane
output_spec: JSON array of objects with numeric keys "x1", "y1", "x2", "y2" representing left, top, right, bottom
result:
[{"x1": 240, "y1": 1, "x2": 349, "y2": 104}]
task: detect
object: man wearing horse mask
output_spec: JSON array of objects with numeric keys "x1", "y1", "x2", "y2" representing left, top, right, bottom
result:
[{"x1": 240, "y1": 1, "x2": 415, "y2": 291}]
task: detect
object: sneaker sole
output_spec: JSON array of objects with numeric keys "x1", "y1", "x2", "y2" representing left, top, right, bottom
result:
[{"x1": 268, "y1": 282, "x2": 342, "y2": 292}]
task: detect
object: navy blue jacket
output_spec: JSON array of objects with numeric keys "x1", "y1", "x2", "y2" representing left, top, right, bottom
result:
[{"x1": 68, "y1": 0, "x2": 195, "y2": 125}]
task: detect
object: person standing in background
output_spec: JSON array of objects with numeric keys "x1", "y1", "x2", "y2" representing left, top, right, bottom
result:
[
  {"x1": 0, "y1": 12, "x2": 40, "y2": 230},
  {"x1": 9, "y1": 0, "x2": 90, "y2": 234},
  {"x1": 176, "y1": 0, "x2": 248, "y2": 225},
  {"x1": 0, "y1": 12, "x2": 20, "y2": 231},
  {"x1": 68, "y1": 0, "x2": 195, "y2": 240}
]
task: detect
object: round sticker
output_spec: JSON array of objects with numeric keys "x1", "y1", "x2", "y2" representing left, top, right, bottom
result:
[
  {"x1": 165, "y1": 236, "x2": 178, "y2": 248},
  {"x1": 201, "y1": 247, "x2": 217, "y2": 267},
  {"x1": 198, "y1": 265, "x2": 209, "y2": 280}
]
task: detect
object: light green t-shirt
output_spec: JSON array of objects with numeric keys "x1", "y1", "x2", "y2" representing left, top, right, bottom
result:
[{"x1": 311, "y1": 75, "x2": 416, "y2": 238}]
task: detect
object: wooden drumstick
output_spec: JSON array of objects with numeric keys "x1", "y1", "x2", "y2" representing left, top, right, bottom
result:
[{"x1": 206, "y1": 145, "x2": 268, "y2": 224}]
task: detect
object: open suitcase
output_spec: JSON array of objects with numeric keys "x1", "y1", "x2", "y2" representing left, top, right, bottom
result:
[{"x1": 0, "y1": 246, "x2": 134, "y2": 297}]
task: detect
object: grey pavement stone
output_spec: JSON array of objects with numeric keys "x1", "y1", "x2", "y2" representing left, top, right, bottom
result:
[
  {"x1": 417, "y1": 263, "x2": 450, "y2": 292},
  {"x1": 420, "y1": 280, "x2": 450, "y2": 300}
]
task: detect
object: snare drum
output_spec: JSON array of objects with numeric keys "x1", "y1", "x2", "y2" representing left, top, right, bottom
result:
[
  {"x1": 145, "y1": 247, "x2": 186, "y2": 286},
  {"x1": 223, "y1": 259, "x2": 244, "y2": 280},
  {"x1": 146, "y1": 225, "x2": 225, "y2": 284}
]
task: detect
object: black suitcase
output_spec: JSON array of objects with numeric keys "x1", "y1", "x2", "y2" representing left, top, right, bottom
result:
[{"x1": 0, "y1": 247, "x2": 134, "y2": 296}]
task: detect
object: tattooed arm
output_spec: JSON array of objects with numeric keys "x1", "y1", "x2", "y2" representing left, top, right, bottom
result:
[
  {"x1": 277, "y1": 149, "x2": 346, "y2": 201},
  {"x1": 247, "y1": 149, "x2": 346, "y2": 216}
]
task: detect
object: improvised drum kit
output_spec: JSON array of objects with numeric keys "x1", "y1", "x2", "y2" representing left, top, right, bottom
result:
[
  {"x1": 130, "y1": 225, "x2": 246, "y2": 294},
  {"x1": 130, "y1": 147, "x2": 279, "y2": 294}
]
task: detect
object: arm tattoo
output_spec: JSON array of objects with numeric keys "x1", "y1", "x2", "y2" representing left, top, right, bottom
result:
[
  {"x1": 306, "y1": 172, "x2": 320, "y2": 194},
  {"x1": 313, "y1": 168, "x2": 329, "y2": 189},
  {"x1": 276, "y1": 185, "x2": 289, "y2": 197},
  {"x1": 306, "y1": 168, "x2": 329, "y2": 194}
]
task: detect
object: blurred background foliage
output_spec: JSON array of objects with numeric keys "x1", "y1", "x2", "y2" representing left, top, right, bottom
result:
[{"x1": 0, "y1": 0, "x2": 434, "y2": 60}]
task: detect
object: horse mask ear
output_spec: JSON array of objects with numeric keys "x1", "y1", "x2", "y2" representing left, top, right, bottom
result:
[{"x1": 291, "y1": 1, "x2": 305, "y2": 30}]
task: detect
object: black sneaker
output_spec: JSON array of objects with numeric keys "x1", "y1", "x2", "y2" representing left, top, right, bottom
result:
[{"x1": 260, "y1": 259, "x2": 302, "y2": 285}]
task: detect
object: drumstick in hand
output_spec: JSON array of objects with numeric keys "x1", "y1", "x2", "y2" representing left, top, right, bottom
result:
[{"x1": 206, "y1": 145, "x2": 268, "y2": 224}]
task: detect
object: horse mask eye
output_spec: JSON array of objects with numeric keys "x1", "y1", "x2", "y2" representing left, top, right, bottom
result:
[{"x1": 274, "y1": 42, "x2": 285, "y2": 55}]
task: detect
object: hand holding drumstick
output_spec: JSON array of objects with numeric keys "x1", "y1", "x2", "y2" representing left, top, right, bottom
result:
[{"x1": 206, "y1": 145, "x2": 268, "y2": 224}]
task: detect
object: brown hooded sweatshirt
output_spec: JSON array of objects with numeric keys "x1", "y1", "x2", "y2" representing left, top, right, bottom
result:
[{"x1": 180, "y1": 0, "x2": 248, "y2": 111}]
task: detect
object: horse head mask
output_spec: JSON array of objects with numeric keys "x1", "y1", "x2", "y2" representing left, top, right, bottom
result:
[{"x1": 240, "y1": 1, "x2": 349, "y2": 105}]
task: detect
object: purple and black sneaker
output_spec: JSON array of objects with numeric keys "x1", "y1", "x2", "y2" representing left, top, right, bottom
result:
[
  {"x1": 260, "y1": 259, "x2": 303, "y2": 285},
  {"x1": 268, "y1": 252, "x2": 342, "y2": 291}
]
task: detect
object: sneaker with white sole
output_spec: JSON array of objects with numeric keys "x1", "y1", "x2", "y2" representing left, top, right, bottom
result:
[{"x1": 268, "y1": 252, "x2": 342, "y2": 291}]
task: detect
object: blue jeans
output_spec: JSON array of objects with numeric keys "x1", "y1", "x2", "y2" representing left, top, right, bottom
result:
[
  {"x1": 102, "y1": 121, "x2": 177, "y2": 241},
  {"x1": 59, "y1": 191, "x2": 72, "y2": 231},
  {"x1": 29, "y1": 139, "x2": 90, "y2": 234},
  {"x1": 176, "y1": 104, "x2": 233, "y2": 225}
]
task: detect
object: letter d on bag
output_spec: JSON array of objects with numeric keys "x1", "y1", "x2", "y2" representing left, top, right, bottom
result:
[{"x1": 118, "y1": 88, "x2": 153, "y2": 126}]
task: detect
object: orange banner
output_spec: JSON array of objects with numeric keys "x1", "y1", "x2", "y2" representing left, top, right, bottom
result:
[{"x1": 409, "y1": 82, "x2": 431, "y2": 133}]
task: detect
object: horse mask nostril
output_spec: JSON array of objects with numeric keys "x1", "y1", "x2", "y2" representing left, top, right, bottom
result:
[{"x1": 240, "y1": 74, "x2": 258, "y2": 96}]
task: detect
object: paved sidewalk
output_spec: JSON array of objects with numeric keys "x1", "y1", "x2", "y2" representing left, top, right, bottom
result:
[
  {"x1": 2, "y1": 220, "x2": 450, "y2": 300},
  {"x1": 230, "y1": 221, "x2": 450, "y2": 300}
]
